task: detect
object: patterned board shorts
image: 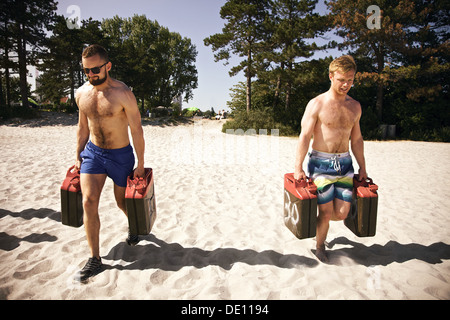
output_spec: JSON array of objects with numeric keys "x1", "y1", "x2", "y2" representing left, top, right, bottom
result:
[{"x1": 308, "y1": 150, "x2": 354, "y2": 205}]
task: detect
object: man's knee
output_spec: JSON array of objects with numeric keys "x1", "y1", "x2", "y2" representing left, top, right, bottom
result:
[
  {"x1": 333, "y1": 211, "x2": 349, "y2": 221},
  {"x1": 114, "y1": 185, "x2": 127, "y2": 214},
  {"x1": 116, "y1": 198, "x2": 126, "y2": 213},
  {"x1": 318, "y1": 204, "x2": 334, "y2": 222},
  {"x1": 82, "y1": 194, "x2": 100, "y2": 210},
  {"x1": 332, "y1": 202, "x2": 351, "y2": 221}
]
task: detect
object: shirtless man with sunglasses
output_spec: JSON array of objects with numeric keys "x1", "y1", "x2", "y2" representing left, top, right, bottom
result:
[{"x1": 73, "y1": 44, "x2": 146, "y2": 282}]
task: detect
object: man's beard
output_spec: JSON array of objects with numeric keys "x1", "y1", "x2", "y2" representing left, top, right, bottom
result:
[{"x1": 88, "y1": 73, "x2": 107, "y2": 86}]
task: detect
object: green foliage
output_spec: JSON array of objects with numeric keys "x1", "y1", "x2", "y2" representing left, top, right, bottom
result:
[
  {"x1": 2, "y1": 105, "x2": 40, "y2": 120},
  {"x1": 1, "y1": 0, "x2": 448, "y2": 142},
  {"x1": 222, "y1": 107, "x2": 297, "y2": 136},
  {"x1": 327, "y1": 0, "x2": 449, "y2": 141},
  {"x1": 224, "y1": 57, "x2": 333, "y2": 136},
  {"x1": 224, "y1": 81, "x2": 298, "y2": 136},
  {"x1": 216, "y1": 0, "x2": 449, "y2": 141},
  {"x1": 34, "y1": 13, "x2": 198, "y2": 117},
  {"x1": 0, "y1": 0, "x2": 58, "y2": 115},
  {"x1": 36, "y1": 16, "x2": 105, "y2": 108},
  {"x1": 102, "y1": 15, "x2": 198, "y2": 111},
  {"x1": 205, "y1": 0, "x2": 272, "y2": 112}
]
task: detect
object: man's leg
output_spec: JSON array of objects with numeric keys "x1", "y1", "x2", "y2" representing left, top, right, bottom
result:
[
  {"x1": 315, "y1": 198, "x2": 351, "y2": 262},
  {"x1": 114, "y1": 183, "x2": 140, "y2": 245},
  {"x1": 113, "y1": 184, "x2": 127, "y2": 216},
  {"x1": 80, "y1": 173, "x2": 107, "y2": 259},
  {"x1": 331, "y1": 198, "x2": 351, "y2": 221},
  {"x1": 316, "y1": 201, "x2": 333, "y2": 262}
]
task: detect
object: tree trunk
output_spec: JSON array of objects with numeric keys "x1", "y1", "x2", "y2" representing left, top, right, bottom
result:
[
  {"x1": 0, "y1": 73, "x2": 5, "y2": 114},
  {"x1": 3, "y1": 60, "x2": 11, "y2": 110},
  {"x1": 16, "y1": 0, "x2": 28, "y2": 109},
  {"x1": 70, "y1": 64, "x2": 76, "y2": 109},
  {"x1": 246, "y1": 48, "x2": 252, "y2": 113},
  {"x1": 3, "y1": 25, "x2": 11, "y2": 110},
  {"x1": 17, "y1": 27, "x2": 29, "y2": 109},
  {"x1": 285, "y1": 61, "x2": 292, "y2": 111},
  {"x1": 375, "y1": 47, "x2": 385, "y2": 121},
  {"x1": 376, "y1": 80, "x2": 383, "y2": 121},
  {"x1": 273, "y1": 62, "x2": 284, "y2": 110},
  {"x1": 273, "y1": 74, "x2": 281, "y2": 110}
]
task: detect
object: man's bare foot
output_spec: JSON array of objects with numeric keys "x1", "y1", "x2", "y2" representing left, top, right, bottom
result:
[{"x1": 314, "y1": 247, "x2": 329, "y2": 263}]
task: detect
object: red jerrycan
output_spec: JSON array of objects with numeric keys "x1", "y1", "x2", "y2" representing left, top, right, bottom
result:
[
  {"x1": 283, "y1": 173, "x2": 318, "y2": 239},
  {"x1": 125, "y1": 168, "x2": 157, "y2": 235},
  {"x1": 344, "y1": 174, "x2": 378, "y2": 237},
  {"x1": 60, "y1": 165, "x2": 83, "y2": 227}
]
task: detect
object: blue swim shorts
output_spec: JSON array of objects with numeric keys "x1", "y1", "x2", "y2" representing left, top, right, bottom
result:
[
  {"x1": 80, "y1": 141, "x2": 135, "y2": 188},
  {"x1": 308, "y1": 150, "x2": 354, "y2": 205}
]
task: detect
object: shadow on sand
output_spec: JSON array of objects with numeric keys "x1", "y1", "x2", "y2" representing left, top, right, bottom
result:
[
  {"x1": 1, "y1": 208, "x2": 448, "y2": 272},
  {"x1": 102, "y1": 234, "x2": 319, "y2": 271},
  {"x1": 326, "y1": 236, "x2": 450, "y2": 266},
  {"x1": 102, "y1": 234, "x2": 450, "y2": 271},
  {"x1": 0, "y1": 208, "x2": 60, "y2": 251}
]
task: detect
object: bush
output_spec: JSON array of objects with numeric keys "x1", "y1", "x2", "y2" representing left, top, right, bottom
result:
[
  {"x1": 153, "y1": 107, "x2": 170, "y2": 117},
  {"x1": 433, "y1": 127, "x2": 450, "y2": 142},
  {"x1": 60, "y1": 102, "x2": 78, "y2": 113},
  {"x1": 359, "y1": 106, "x2": 382, "y2": 140},
  {"x1": 401, "y1": 126, "x2": 450, "y2": 142},
  {"x1": 222, "y1": 108, "x2": 297, "y2": 136},
  {"x1": 2, "y1": 105, "x2": 40, "y2": 120}
]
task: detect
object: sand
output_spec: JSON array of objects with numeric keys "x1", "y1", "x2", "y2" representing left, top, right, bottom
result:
[{"x1": 0, "y1": 111, "x2": 449, "y2": 300}]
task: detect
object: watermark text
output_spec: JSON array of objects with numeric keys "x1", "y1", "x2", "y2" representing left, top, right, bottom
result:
[
  {"x1": 367, "y1": 5, "x2": 381, "y2": 30},
  {"x1": 66, "y1": 5, "x2": 81, "y2": 30}
]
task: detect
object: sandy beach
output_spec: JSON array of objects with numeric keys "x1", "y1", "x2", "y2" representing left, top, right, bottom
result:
[{"x1": 0, "y1": 111, "x2": 449, "y2": 300}]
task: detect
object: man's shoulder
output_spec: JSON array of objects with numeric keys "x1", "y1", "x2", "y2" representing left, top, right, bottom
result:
[
  {"x1": 109, "y1": 79, "x2": 137, "y2": 108},
  {"x1": 109, "y1": 79, "x2": 134, "y2": 99},
  {"x1": 110, "y1": 79, "x2": 131, "y2": 91},
  {"x1": 307, "y1": 93, "x2": 327, "y2": 110},
  {"x1": 313, "y1": 92, "x2": 328, "y2": 102},
  {"x1": 346, "y1": 95, "x2": 362, "y2": 110},
  {"x1": 346, "y1": 94, "x2": 359, "y2": 104},
  {"x1": 77, "y1": 81, "x2": 90, "y2": 92},
  {"x1": 75, "y1": 82, "x2": 91, "y2": 99}
]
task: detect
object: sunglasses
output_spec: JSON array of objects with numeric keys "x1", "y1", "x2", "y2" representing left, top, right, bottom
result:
[{"x1": 83, "y1": 61, "x2": 108, "y2": 75}]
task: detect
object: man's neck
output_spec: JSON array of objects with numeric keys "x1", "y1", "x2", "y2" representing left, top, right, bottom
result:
[
  {"x1": 327, "y1": 87, "x2": 347, "y2": 102},
  {"x1": 88, "y1": 77, "x2": 112, "y2": 91}
]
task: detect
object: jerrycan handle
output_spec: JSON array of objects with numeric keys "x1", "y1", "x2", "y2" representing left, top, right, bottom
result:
[
  {"x1": 354, "y1": 174, "x2": 378, "y2": 191},
  {"x1": 67, "y1": 165, "x2": 81, "y2": 188},
  {"x1": 128, "y1": 177, "x2": 147, "y2": 194},
  {"x1": 286, "y1": 174, "x2": 317, "y2": 196},
  {"x1": 286, "y1": 174, "x2": 307, "y2": 187},
  {"x1": 66, "y1": 165, "x2": 80, "y2": 178},
  {"x1": 128, "y1": 168, "x2": 151, "y2": 195}
]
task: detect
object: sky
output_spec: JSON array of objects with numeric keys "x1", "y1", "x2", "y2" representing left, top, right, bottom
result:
[{"x1": 51, "y1": 0, "x2": 339, "y2": 111}]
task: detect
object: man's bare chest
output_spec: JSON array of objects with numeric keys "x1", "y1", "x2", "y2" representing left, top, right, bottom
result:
[
  {"x1": 319, "y1": 103, "x2": 357, "y2": 130},
  {"x1": 79, "y1": 91, "x2": 123, "y2": 118}
]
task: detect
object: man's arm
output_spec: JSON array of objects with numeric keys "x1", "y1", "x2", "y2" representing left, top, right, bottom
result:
[
  {"x1": 122, "y1": 88, "x2": 145, "y2": 178},
  {"x1": 75, "y1": 95, "x2": 89, "y2": 171},
  {"x1": 350, "y1": 104, "x2": 367, "y2": 181},
  {"x1": 294, "y1": 99, "x2": 318, "y2": 180}
]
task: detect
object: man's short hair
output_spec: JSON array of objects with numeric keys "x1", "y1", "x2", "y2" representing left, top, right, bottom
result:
[
  {"x1": 82, "y1": 44, "x2": 109, "y2": 62},
  {"x1": 329, "y1": 55, "x2": 356, "y2": 75}
]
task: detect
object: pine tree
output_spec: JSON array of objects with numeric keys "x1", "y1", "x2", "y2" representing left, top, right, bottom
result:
[
  {"x1": 327, "y1": 0, "x2": 449, "y2": 124},
  {"x1": 204, "y1": 0, "x2": 271, "y2": 113},
  {"x1": 3, "y1": 0, "x2": 57, "y2": 110},
  {"x1": 262, "y1": 0, "x2": 329, "y2": 111},
  {"x1": 37, "y1": 16, "x2": 104, "y2": 108}
]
